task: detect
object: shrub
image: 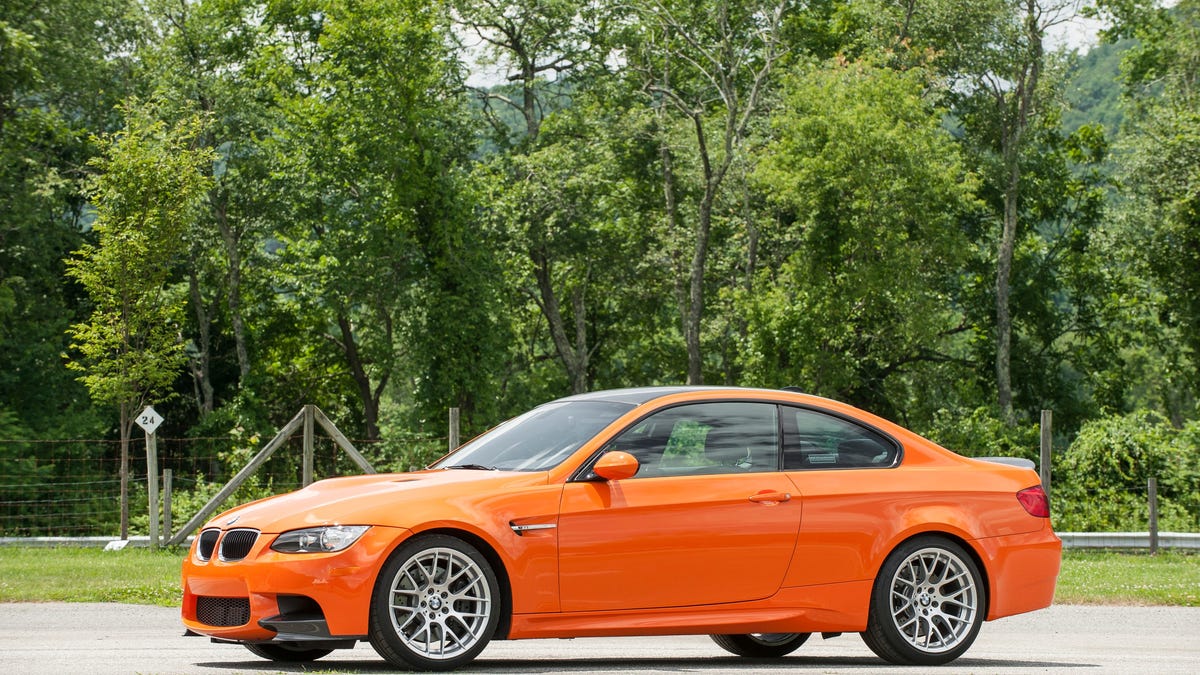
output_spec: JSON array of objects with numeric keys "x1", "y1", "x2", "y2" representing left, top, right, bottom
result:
[{"x1": 1052, "y1": 411, "x2": 1200, "y2": 531}]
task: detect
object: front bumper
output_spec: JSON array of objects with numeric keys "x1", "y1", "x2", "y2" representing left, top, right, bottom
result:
[{"x1": 181, "y1": 525, "x2": 409, "y2": 642}]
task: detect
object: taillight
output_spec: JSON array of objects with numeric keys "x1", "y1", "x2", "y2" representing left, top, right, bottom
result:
[{"x1": 1016, "y1": 486, "x2": 1051, "y2": 518}]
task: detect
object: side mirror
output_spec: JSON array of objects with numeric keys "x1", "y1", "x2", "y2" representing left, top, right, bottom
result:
[{"x1": 593, "y1": 451, "x2": 639, "y2": 481}]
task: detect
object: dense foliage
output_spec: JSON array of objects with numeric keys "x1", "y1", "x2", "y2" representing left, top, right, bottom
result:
[{"x1": 2, "y1": 0, "x2": 1198, "y2": 533}]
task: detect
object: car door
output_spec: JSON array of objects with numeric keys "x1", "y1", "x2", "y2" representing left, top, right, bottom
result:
[
  {"x1": 778, "y1": 404, "x2": 903, "y2": 588},
  {"x1": 557, "y1": 401, "x2": 801, "y2": 612}
]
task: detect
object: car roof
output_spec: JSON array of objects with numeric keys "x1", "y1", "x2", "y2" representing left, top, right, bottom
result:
[{"x1": 557, "y1": 386, "x2": 800, "y2": 406}]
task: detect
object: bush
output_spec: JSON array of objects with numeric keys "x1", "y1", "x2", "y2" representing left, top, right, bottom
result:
[
  {"x1": 918, "y1": 407, "x2": 1041, "y2": 461},
  {"x1": 1052, "y1": 411, "x2": 1200, "y2": 531}
]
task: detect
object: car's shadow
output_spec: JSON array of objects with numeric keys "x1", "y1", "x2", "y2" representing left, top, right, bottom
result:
[{"x1": 196, "y1": 654, "x2": 1096, "y2": 672}]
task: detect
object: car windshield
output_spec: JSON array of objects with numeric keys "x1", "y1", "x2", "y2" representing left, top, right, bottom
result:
[{"x1": 434, "y1": 400, "x2": 635, "y2": 472}]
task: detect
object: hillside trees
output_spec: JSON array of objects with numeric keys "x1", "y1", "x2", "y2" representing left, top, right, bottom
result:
[
  {"x1": 1099, "y1": 0, "x2": 1200, "y2": 420},
  {"x1": 0, "y1": 0, "x2": 1194, "y2": 502}
]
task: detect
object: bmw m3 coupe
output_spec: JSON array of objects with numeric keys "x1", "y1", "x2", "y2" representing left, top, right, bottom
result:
[{"x1": 181, "y1": 386, "x2": 1061, "y2": 670}]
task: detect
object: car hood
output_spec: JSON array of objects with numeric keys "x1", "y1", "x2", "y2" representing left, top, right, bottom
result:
[{"x1": 206, "y1": 469, "x2": 551, "y2": 534}]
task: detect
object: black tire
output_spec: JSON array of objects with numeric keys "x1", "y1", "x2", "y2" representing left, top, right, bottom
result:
[
  {"x1": 368, "y1": 534, "x2": 501, "y2": 671},
  {"x1": 244, "y1": 643, "x2": 334, "y2": 662},
  {"x1": 861, "y1": 536, "x2": 986, "y2": 666},
  {"x1": 710, "y1": 632, "x2": 810, "y2": 657}
]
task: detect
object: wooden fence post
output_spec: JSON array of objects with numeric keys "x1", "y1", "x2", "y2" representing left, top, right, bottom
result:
[
  {"x1": 449, "y1": 407, "x2": 460, "y2": 453},
  {"x1": 162, "y1": 469, "x2": 172, "y2": 548},
  {"x1": 146, "y1": 430, "x2": 159, "y2": 550},
  {"x1": 166, "y1": 406, "x2": 375, "y2": 547},
  {"x1": 1148, "y1": 477, "x2": 1159, "y2": 554},
  {"x1": 302, "y1": 404, "x2": 315, "y2": 487},
  {"x1": 1039, "y1": 410, "x2": 1052, "y2": 497}
]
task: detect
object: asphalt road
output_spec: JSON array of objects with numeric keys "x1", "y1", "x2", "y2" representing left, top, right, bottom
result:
[{"x1": 0, "y1": 603, "x2": 1196, "y2": 674}]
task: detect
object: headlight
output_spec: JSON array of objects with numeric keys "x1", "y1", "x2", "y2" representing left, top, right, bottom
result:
[{"x1": 270, "y1": 525, "x2": 370, "y2": 553}]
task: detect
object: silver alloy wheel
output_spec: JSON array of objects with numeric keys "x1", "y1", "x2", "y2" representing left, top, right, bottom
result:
[
  {"x1": 887, "y1": 546, "x2": 979, "y2": 654},
  {"x1": 386, "y1": 546, "x2": 493, "y2": 660}
]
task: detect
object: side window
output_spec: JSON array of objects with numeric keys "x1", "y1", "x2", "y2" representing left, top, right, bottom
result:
[
  {"x1": 782, "y1": 406, "x2": 897, "y2": 470},
  {"x1": 604, "y1": 402, "x2": 779, "y2": 478}
]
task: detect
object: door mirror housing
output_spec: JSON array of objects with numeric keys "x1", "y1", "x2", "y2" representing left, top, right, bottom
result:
[{"x1": 593, "y1": 451, "x2": 639, "y2": 481}]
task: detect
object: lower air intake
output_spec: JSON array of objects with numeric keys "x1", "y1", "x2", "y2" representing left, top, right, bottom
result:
[{"x1": 196, "y1": 596, "x2": 250, "y2": 627}]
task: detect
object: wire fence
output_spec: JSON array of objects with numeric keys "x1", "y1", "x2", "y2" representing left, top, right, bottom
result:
[
  {"x1": 0, "y1": 433, "x2": 448, "y2": 537},
  {"x1": 2, "y1": 435, "x2": 1197, "y2": 540}
]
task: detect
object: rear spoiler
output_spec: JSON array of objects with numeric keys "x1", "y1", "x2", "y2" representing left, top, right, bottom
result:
[{"x1": 977, "y1": 456, "x2": 1035, "y2": 470}]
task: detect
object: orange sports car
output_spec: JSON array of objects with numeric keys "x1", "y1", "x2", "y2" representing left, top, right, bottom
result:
[{"x1": 181, "y1": 387, "x2": 1060, "y2": 670}]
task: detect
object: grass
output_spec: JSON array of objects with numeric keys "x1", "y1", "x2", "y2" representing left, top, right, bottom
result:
[
  {"x1": 1054, "y1": 549, "x2": 1200, "y2": 606},
  {"x1": 0, "y1": 547, "x2": 1196, "y2": 608},
  {"x1": 0, "y1": 546, "x2": 185, "y2": 606}
]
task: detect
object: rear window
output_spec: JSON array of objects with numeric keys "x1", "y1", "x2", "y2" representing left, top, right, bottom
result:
[{"x1": 781, "y1": 406, "x2": 898, "y2": 470}]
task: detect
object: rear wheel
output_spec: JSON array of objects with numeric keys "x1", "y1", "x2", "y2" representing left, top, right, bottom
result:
[
  {"x1": 368, "y1": 534, "x2": 501, "y2": 671},
  {"x1": 862, "y1": 536, "x2": 985, "y2": 665},
  {"x1": 710, "y1": 632, "x2": 810, "y2": 657},
  {"x1": 244, "y1": 643, "x2": 333, "y2": 662}
]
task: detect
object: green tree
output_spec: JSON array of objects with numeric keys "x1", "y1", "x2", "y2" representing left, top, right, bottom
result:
[
  {"x1": 0, "y1": 0, "x2": 143, "y2": 435},
  {"x1": 64, "y1": 103, "x2": 214, "y2": 537},
  {"x1": 476, "y1": 96, "x2": 663, "y2": 397},
  {"x1": 956, "y1": 0, "x2": 1071, "y2": 423},
  {"x1": 265, "y1": 0, "x2": 494, "y2": 437},
  {"x1": 456, "y1": 0, "x2": 614, "y2": 395},
  {"x1": 1098, "y1": 0, "x2": 1200, "y2": 415},
  {"x1": 743, "y1": 57, "x2": 977, "y2": 417},
  {"x1": 621, "y1": 0, "x2": 792, "y2": 385},
  {"x1": 139, "y1": 0, "x2": 284, "y2": 413}
]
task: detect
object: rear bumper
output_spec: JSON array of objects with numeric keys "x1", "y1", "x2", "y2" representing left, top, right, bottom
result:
[
  {"x1": 974, "y1": 522, "x2": 1062, "y2": 620},
  {"x1": 180, "y1": 525, "x2": 408, "y2": 641}
]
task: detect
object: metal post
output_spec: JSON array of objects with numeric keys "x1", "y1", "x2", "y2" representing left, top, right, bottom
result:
[
  {"x1": 449, "y1": 407, "x2": 461, "y2": 453},
  {"x1": 1148, "y1": 477, "x2": 1159, "y2": 554},
  {"x1": 146, "y1": 430, "x2": 159, "y2": 551},
  {"x1": 1039, "y1": 410, "x2": 1052, "y2": 497},
  {"x1": 162, "y1": 469, "x2": 172, "y2": 548},
  {"x1": 302, "y1": 405, "x2": 315, "y2": 487}
]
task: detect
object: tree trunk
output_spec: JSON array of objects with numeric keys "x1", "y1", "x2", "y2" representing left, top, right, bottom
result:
[
  {"x1": 212, "y1": 193, "x2": 250, "y2": 383},
  {"x1": 119, "y1": 402, "x2": 130, "y2": 540},
  {"x1": 994, "y1": 0, "x2": 1043, "y2": 424},
  {"x1": 996, "y1": 159, "x2": 1019, "y2": 422},
  {"x1": 187, "y1": 266, "x2": 214, "y2": 415},
  {"x1": 686, "y1": 192, "x2": 712, "y2": 385},
  {"x1": 336, "y1": 313, "x2": 381, "y2": 440},
  {"x1": 532, "y1": 250, "x2": 588, "y2": 393}
]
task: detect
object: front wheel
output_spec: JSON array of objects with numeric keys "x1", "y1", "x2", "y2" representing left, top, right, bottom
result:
[
  {"x1": 244, "y1": 643, "x2": 333, "y2": 662},
  {"x1": 710, "y1": 632, "x2": 810, "y2": 657},
  {"x1": 368, "y1": 534, "x2": 501, "y2": 671},
  {"x1": 862, "y1": 536, "x2": 986, "y2": 665}
]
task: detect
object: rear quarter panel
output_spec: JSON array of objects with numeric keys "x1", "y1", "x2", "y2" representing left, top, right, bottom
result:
[{"x1": 782, "y1": 460, "x2": 1050, "y2": 590}]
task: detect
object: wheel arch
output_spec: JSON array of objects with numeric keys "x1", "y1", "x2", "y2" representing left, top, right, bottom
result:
[
  {"x1": 880, "y1": 529, "x2": 992, "y2": 620},
  {"x1": 415, "y1": 526, "x2": 514, "y2": 640}
]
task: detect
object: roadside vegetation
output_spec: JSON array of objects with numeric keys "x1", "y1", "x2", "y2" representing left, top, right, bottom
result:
[
  {"x1": 0, "y1": 548, "x2": 1196, "y2": 608},
  {"x1": 1054, "y1": 550, "x2": 1200, "y2": 606},
  {"x1": 3, "y1": 1, "x2": 1199, "y2": 540},
  {"x1": 0, "y1": 548, "x2": 183, "y2": 606}
]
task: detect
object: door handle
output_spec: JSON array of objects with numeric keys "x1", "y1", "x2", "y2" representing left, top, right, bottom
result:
[{"x1": 748, "y1": 491, "x2": 791, "y2": 504}]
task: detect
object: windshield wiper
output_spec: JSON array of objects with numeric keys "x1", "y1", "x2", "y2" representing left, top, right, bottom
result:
[{"x1": 443, "y1": 464, "x2": 497, "y2": 471}]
